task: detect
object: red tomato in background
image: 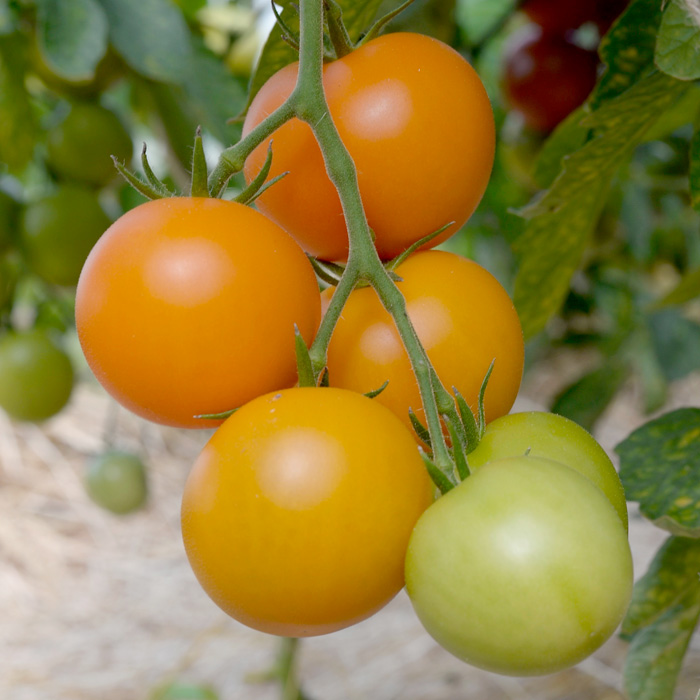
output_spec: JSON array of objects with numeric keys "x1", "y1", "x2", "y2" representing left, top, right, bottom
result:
[
  {"x1": 76, "y1": 198, "x2": 321, "y2": 428},
  {"x1": 323, "y1": 251, "x2": 524, "y2": 435},
  {"x1": 502, "y1": 25, "x2": 599, "y2": 132},
  {"x1": 243, "y1": 32, "x2": 495, "y2": 261}
]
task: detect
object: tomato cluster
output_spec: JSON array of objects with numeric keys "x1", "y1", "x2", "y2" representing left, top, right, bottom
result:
[
  {"x1": 502, "y1": 0, "x2": 628, "y2": 132},
  {"x1": 73, "y1": 26, "x2": 631, "y2": 679}
]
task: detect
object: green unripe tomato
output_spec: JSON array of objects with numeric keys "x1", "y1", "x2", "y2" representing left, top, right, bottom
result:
[
  {"x1": 405, "y1": 456, "x2": 633, "y2": 676},
  {"x1": 467, "y1": 411, "x2": 628, "y2": 530},
  {"x1": 0, "y1": 189, "x2": 19, "y2": 254},
  {"x1": 86, "y1": 451, "x2": 148, "y2": 515},
  {"x1": 46, "y1": 102, "x2": 132, "y2": 186},
  {"x1": 0, "y1": 328, "x2": 74, "y2": 421},
  {"x1": 19, "y1": 185, "x2": 110, "y2": 286}
]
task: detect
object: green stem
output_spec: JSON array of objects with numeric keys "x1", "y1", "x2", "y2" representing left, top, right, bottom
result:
[{"x1": 209, "y1": 0, "x2": 458, "y2": 484}]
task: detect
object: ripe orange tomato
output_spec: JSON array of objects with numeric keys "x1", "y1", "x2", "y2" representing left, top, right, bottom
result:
[
  {"x1": 76, "y1": 198, "x2": 321, "y2": 428},
  {"x1": 243, "y1": 32, "x2": 495, "y2": 261},
  {"x1": 181, "y1": 387, "x2": 434, "y2": 637},
  {"x1": 323, "y1": 251, "x2": 524, "y2": 434}
]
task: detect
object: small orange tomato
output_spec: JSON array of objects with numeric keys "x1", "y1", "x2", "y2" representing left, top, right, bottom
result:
[
  {"x1": 181, "y1": 387, "x2": 434, "y2": 637},
  {"x1": 323, "y1": 251, "x2": 524, "y2": 434},
  {"x1": 76, "y1": 198, "x2": 320, "y2": 428},
  {"x1": 243, "y1": 32, "x2": 495, "y2": 261}
]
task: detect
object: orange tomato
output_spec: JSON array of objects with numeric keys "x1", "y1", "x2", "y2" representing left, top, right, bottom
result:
[
  {"x1": 243, "y1": 32, "x2": 495, "y2": 261},
  {"x1": 181, "y1": 387, "x2": 434, "y2": 636},
  {"x1": 323, "y1": 251, "x2": 524, "y2": 434},
  {"x1": 76, "y1": 198, "x2": 321, "y2": 428}
]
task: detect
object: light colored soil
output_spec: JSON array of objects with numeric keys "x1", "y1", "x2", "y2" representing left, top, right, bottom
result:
[{"x1": 1, "y1": 355, "x2": 699, "y2": 700}]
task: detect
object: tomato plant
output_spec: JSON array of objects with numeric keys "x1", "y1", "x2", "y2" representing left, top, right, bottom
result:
[
  {"x1": 243, "y1": 32, "x2": 495, "y2": 260},
  {"x1": 76, "y1": 197, "x2": 321, "y2": 429},
  {"x1": 85, "y1": 451, "x2": 148, "y2": 515},
  {"x1": 323, "y1": 250, "x2": 524, "y2": 432},
  {"x1": 0, "y1": 328, "x2": 74, "y2": 421},
  {"x1": 19, "y1": 184, "x2": 111, "y2": 286},
  {"x1": 468, "y1": 411, "x2": 628, "y2": 528},
  {"x1": 46, "y1": 101, "x2": 132, "y2": 186},
  {"x1": 181, "y1": 387, "x2": 433, "y2": 637},
  {"x1": 502, "y1": 26, "x2": 599, "y2": 132},
  {"x1": 405, "y1": 455, "x2": 634, "y2": 676}
]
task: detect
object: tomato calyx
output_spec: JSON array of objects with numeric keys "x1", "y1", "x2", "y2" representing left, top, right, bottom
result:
[
  {"x1": 384, "y1": 221, "x2": 455, "y2": 272},
  {"x1": 113, "y1": 143, "x2": 174, "y2": 200}
]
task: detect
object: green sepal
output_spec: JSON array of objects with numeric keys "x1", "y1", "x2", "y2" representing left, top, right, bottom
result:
[
  {"x1": 271, "y1": 1, "x2": 300, "y2": 52},
  {"x1": 307, "y1": 256, "x2": 345, "y2": 286},
  {"x1": 195, "y1": 407, "x2": 238, "y2": 420},
  {"x1": 453, "y1": 387, "x2": 479, "y2": 455},
  {"x1": 444, "y1": 414, "x2": 469, "y2": 482},
  {"x1": 294, "y1": 324, "x2": 315, "y2": 388},
  {"x1": 235, "y1": 142, "x2": 274, "y2": 204},
  {"x1": 358, "y1": 0, "x2": 418, "y2": 46},
  {"x1": 140, "y1": 144, "x2": 174, "y2": 196},
  {"x1": 408, "y1": 408, "x2": 432, "y2": 448},
  {"x1": 364, "y1": 380, "x2": 389, "y2": 399},
  {"x1": 419, "y1": 448, "x2": 454, "y2": 495},
  {"x1": 324, "y1": 0, "x2": 355, "y2": 58},
  {"x1": 385, "y1": 221, "x2": 454, "y2": 272},
  {"x1": 477, "y1": 359, "x2": 494, "y2": 438},
  {"x1": 190, "y1": 126, "x2": 209, "y2": 198},
  {"x1": 112, "y1": 157, "x2": 168, "y2": 200},
  {"x1": 244, "y1": 172, "x2": 289, "y2": 205}
]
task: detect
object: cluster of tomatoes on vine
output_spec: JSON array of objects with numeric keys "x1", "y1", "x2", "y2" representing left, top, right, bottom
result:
[
  {"x1": 502, "y1": 0, "x2": 628, "y2": 132},
  {"x1": 71, "y1": 9, "x2": 633, "y2": 679},
  {"x1": 0, "y1": 51, "x2": 147, "y2": 514}
]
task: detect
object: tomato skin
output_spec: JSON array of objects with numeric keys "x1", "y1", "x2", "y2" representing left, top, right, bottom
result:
[
  {"x1": 243, "y1": 32, "x2": 495, "y2": 260},
  {"x1": 405, "y1": 456, "x2": 633, "y2": 676},
  {"x1": 468, "y1": 411, "x2": 628, "y2": 529},
  {"x1": 181, "y1": 387, "x2": 433, "y2": 637},
  {"x1": 523, "y1": 0, "x2": 628, "y2": 35},
  {"x1": 502, "y1": 26, "x2": 598, "y2": 132},
  {"x1": 47, "y1": 102, "x2": 132, "y2": 186},
  {"x1": 86, "y1": 451, "x2": 148, "y2": 515},
  {"x1": 75, "y1": 197, "x2": 321, "y2": 429},
  {"x1": 19, "y1": 184, "x2": 110, "y2": 286},
  {"x1": 0, "y1": 329, "x2": 74, "y2": 421},
  {"x1": 323, "y1": 251, "x2": 523, "y2": 433}
]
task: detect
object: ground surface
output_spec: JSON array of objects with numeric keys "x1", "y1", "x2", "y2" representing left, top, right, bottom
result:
[{"x1": 1, "y1": 352, "x2": 699, "y2": 700}]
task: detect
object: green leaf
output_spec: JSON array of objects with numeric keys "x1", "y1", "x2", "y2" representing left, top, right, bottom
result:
[
  {"x1": 0, "y1": 35, "x2": 35, "y2": 170},
  {"x1": 657, "y1": 265, "x2": 700, "y2": 306},
  {"x1": 617, "y1": 408, "x2": 700, "y2": 537},
  {"x1": 36, "y1": 0, "x2": 108, "y2": 81},
  {"x1": 513, "y1": 72, "x2": 687, "y2": 339},
  {"x1": 533, "y1": 106, "x2": 592, "y2": 190},
  {"x1": 656, "y1": 0, "x2": 700, "y2": 80},
  {"x1": 0, "y1": 2, "x2": 19, "y2": 35},
  {"x1": 591, "y1": 0, "x2": 663, "y2": 109},
  {"x1": 455, "y1": 0, "x2": 516, "y2": 45},
  {"x1": 647, "y1": 309, "x2": 700, "y2": 381},
  {"x1": 622, "y1": 537, "x2": 700, "y2": 700},
  {"x1": 96, "y1": 0, "x2": 191, "y2": 84},
  {"x1": 551, "y1": 362, "x2": 628, "y2": 432},
  {"x1": 691, "y1": 123, "x2": 700, "y2": 211}
]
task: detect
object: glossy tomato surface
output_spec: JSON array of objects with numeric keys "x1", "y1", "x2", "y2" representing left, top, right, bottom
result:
[
  {"x1": 323, "y1": 251, "x2": 524, "y2": 434},
  {"x1": 20, "y1": 184, "x2": 110, "y2": 286},
  {"x1": 243, "y1": 32, "x2": 495, "y2": 260},
  {"x1": 47, "y1": 102, "x2": 132, "y2": 186},
  {"x1": 181, "y1": 387, "x2": 434, "y2": 637},
  {"x1": 468, "y1": 411, "x2": 628, "y2": 529},
  {"x1": 76, "y1": 197, "x2": 321, "y2": 428},
  {"x1": 523, "y1": 0, "x2": 628, "y2": 34},
  {"x1": 405, "y1": 455, "x2": 633, "y2": 676},
  {"x1": 0, "y1": 328, "x2": 74, "y2": 421},
  {"x1": 502, "y1": 26, "x2": 598, "y2": 132}
]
